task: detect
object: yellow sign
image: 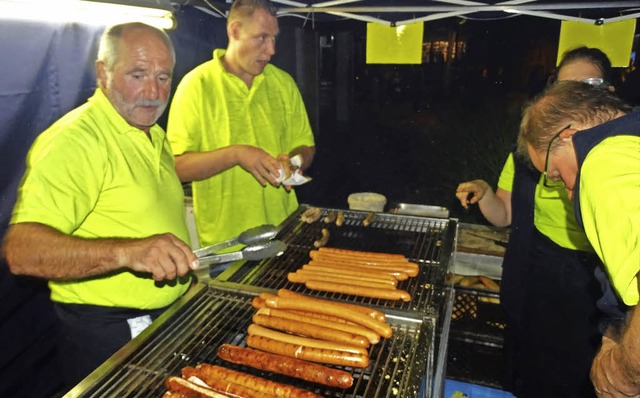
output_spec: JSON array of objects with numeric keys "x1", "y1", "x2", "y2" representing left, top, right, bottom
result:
[
  {"x1": 558, "y1": 20, "x2": 636, "y2": 67},
  {"x1": 366, "y1": 22, "x2": 424, "y2": 64}
]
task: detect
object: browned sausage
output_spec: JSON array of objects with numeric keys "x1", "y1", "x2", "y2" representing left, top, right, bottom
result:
[
  {"x1": 295, "y1": 268, "x2": 398, "y2": 286},
  {"x1": 317, "y1": 247, "x2": 408, "y2": 261},
  {"x1": 276, "y1": 289, "x2": 387, "y2": 323},
  {"x1": 252, "y1": 313, "x2": 370, "y2": 348},
  {"x1": 217, "y1": 344, "x2": 354, "y2": 388},
  {"x1": 303, "y1": 263, "x2": 408, "y2": 281},
  {"x1": 264, "y1": 294, "x2": 393, "y2": 339},
  {"x1": 164, "y1": 376, "x2": 231, "y2": 398},
  {"x1": 288, "y1": 271, "x2": 396, "y2": 290},
  {"x1": 256, "y1": 307, "x2": 380, "y2": 344},
  {"x1": 306, "y1": 260, "x2": 411, "y2": 280},
  {"x1": 247, "y1": 335, "x2": 370, "y2": 368},
  {"x1": 305, "y1": 280, "x2": 412, "y2": 302},
  {"x1": 193, "y1": 364, "x2": 322, "y2": 398},
  {"x1": 247, "y1": 324, "x2": 368, "y2": 355}
]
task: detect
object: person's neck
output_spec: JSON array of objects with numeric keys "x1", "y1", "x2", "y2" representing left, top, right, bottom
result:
[{"x1": 220, "y1": 52, "x2": 253, "y2": 88}]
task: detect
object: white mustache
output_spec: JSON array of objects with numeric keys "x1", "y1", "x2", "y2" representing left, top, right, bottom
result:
[{"x1": 135, "y1": 99, "x2": 163, "y2": 107}]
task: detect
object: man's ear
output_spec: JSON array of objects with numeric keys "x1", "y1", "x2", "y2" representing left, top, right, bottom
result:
[
  {"x1": 560, "y1": 127, "x2": 578, "y2": 140},
  {"x1": 96, "y1": 60, "x2": 107, "y2": 89},
  {"x1": 228, "y1": 20, "x2": 241, "y2": 40}
]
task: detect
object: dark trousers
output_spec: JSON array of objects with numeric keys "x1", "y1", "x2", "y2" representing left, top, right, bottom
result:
[
  {"x1": 510, "y1": 229, "x2": 602, "y2": 398},
  {"x1": 54, "y1": 303, "x2": 167, "y2": 392}
]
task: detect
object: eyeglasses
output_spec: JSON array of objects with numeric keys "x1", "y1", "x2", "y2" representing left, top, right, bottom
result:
[
  {"x1": 543, "y1": 124, "x2": 572, "y2": 188},
  {"x1": 582, "y1": 77, "x2": 608, "y2": 87}
]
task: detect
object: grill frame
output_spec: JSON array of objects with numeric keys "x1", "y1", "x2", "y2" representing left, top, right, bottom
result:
[
  {"x1": 66, "y1": 285, "x2": 439, "y2": 398},
  {"x1": 65, "y1": 205, "x2": 458, "y2": 398}
]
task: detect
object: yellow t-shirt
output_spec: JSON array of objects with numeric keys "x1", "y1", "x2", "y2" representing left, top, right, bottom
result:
[
  {"x1": 167, "y1": 49, "x2": 315, "y2": 247},
  {"x1": 580, "y1": 135, "x2": 640, "y2": 305},
  {"x1": 497, "y1": 153, "x2": 593, "y2": 251},
  {"x1": 11, "y1": 89, "x2": 191, "y2": 309}
]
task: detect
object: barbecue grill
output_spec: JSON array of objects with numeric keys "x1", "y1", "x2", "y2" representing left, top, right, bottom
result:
[{"x1": 65, "y1": 205, "x2": 458, "y2": 398}]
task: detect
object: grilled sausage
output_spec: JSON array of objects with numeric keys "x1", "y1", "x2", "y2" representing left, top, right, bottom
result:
[
  {"x1": 303, "y1": 263, "x2": 408, "y2": 281},
  {"x1": 252, "y1": 296, "x2": 267, "y2": 309},
  {"x1": 362, "y1": 212, "x2": 375, "y2": 227},
  {"x1": 264, "y1": 294, "x2": 392, "y2": 339},
  {"x1": 164, "y1": 376, "x2": 231, "y2": 398},
  {"x1": 335, "y1": 211, "x2": 345, "y2": 227},
  {"x1": 247, "y1": 335, "x2": 370, "y2": 368},
  {"x1": 305, "y1": 280, "x2": 412, "y2": 302},
  {"x1": 252, "y1": 313, "x2": 370, "y2": 348},
  {"x1": 308, "y1": 257, "x2": 418, "y2": 277},
  {"x1": 256, "y1": 308, "x2": 381, "y2": 344},
  {"x1": 276, "y1": 289, "x2": 387, "y2": 323},
  {"x1": 217, "y1": 344, "x2": 354, "y2": 388},
  {"x1": 295, "y1": 268, "x2": 398, "y2": 286},
  {"x1": 305, "y1": 260, "x2": 411, "y2": 280},
  {"x1": 247, "y1": 324, "x2": 368, "y2": 355},
  {"x1": 288, "y1": 271, "x2": 396, "y2": 290},
  {"x1": 317, "y1": 247, "x2": 408, "y2": 261},
  {"x1": 313, "y1": 228, "x2": 330, "y2": 248},
  {"x1": 192, "y1": 364, "x2": 322, "y2": 398}
]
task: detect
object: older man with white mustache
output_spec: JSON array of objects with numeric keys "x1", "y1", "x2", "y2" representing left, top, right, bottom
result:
[{"x1": 3, "y1": 22, "x2": 198, "y2": 391}]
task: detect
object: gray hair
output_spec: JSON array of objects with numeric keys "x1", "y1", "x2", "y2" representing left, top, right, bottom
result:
[
  {"x1": 517, "y1": 80, "x2": 632, "y2": 158},
  {"x1": 97, "y1": 22, "x2": 175, "y2": 71}
]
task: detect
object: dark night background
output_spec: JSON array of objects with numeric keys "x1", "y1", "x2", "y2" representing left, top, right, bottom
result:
[{"x1": 292, "y1": 15, "x2": 638, "y2": 224}]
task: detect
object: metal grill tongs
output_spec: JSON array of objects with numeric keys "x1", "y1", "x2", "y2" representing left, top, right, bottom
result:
[{"x1": 193, "y1": 224, "x2": 286, "y2": 269}]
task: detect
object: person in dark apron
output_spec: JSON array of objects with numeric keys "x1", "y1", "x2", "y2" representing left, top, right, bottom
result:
[
  {"x1": 518, "y1": 80, "x2": 640, "y2": 397},
  {"x1": 455, "y1": 47, "x2": 619, "y2": 397}
]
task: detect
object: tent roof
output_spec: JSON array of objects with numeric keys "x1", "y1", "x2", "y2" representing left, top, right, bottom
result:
[{"x1": 178, "y1": 1, "x2": 640, "y2": 26}]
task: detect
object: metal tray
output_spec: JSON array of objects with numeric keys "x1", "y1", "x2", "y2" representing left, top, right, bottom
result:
[
  {"x1": 389, "y1": 203, "x2": 449, "y2": 219},
  {"x1": 66, "y1": 285, "x2": 437, "y2": 398}
]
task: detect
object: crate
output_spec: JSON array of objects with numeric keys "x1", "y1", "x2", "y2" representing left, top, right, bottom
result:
[
  {"x1": 450, "y1": 286, "x2": 506, "y2": 339},
  {"x1": 447, "y1": 286, "x2": 507, "y2": 389}
]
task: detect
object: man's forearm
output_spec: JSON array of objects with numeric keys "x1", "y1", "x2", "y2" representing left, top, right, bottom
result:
[
  {"x1": 174, "y1": 147, "x2": 239, "y2": 182},
  {"x1": 478, "y1": 188, "x2": 511, "y2": 227},
  {"x1": 615, "y1": 305, "x2": 640, "y2": 386},
  {"x1": 3, "y1": 222, "x2": 127, "y2": 280}
]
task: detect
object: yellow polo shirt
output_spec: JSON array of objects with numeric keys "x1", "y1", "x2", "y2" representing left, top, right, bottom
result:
[
  {"x1": 497, "y1": 153, "x2": 593, "y2": 251},
  {"x1": 167, "y1": 49, "x2": 315, "y2": 247},
  {"x1": 580, "y1": 136, "x2": 640, "y2": 305},
  {"x1": 11, "y1": 89, "x2": 191, "y2": 309}
]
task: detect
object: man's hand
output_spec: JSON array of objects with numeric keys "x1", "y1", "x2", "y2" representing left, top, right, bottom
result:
[
  {"x1": 236, "y1": 145, "x2": 282, "y2": 187},
  {"x1": 119, "y1": 233, "x2": 199, "y2": 281},
  {"x1": 455, "y1": 179, "x2": 491, "y2": 209},
  {"x1": 591, "y1": 335, "x2": 640, "y2": 397}
]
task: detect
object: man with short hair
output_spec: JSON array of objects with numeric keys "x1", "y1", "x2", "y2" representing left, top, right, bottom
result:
[
  {"x1": 167, "y1": 0, "x2": 316, "y2": 248},
  {"x1": 517, "y1": 80, "x2": 640, "y2": 397},
  {"x1": 2, "y1": 22, "x2": 198, "y2": 389}
]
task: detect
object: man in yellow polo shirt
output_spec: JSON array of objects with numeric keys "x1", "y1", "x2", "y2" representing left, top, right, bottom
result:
[
  {"x1": 167, "y1": 0, "x2": 315, "y2": 248},
  {"x1": 518, "y1": 80, "x2": 640, "y2": 397},
  {"x1": 2, "y1": 23, "x2": 198, "y2": 390}
]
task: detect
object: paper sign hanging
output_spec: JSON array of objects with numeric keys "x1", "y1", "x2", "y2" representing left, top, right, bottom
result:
[
  {"x1": 366, "y1": 22, "x2": 424, "y2": 64},
  {"x1": 558, "y1": 20, "x2": 636, "y2": 67}
]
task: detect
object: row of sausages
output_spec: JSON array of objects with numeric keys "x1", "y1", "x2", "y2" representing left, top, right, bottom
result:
[
  {"x1": 164, "y1": 289, "x2": 393, "y2": 397},
  {"x1": 288, "y1": 247, "x2": 417, "y2": 302}
]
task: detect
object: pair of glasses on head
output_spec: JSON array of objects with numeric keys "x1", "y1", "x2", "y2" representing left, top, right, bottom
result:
[
  {"x1": 582, "y1": 77, "x2": 608, "y2": 87},
  {"x1": 543, "y1": 124, "x2": 572, "y2": 188}
]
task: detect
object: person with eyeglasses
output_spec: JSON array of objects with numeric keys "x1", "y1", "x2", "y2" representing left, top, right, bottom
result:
[
  {"x1": 518, "y1": 80, "x2": 640, "y2": 398},
  {"x1": 454, "y1": 47, "x2": 621, "y2": 398}
]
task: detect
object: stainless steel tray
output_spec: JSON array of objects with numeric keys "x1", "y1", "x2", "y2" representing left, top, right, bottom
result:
[
  {"x1": 65, "y1": 285, "x2": 438, "y2": 398},
  {"x1": 389, "y1": 203, "x2": 449, "y2": 218}
]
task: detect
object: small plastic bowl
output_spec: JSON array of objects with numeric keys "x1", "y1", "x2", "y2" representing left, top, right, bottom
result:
[{"x1": 348, "y1": 192, "x2": 387, "y2": 212}]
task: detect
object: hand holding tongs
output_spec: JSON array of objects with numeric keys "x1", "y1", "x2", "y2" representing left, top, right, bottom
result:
[{"x1": 193, "y1": 224, "x2": 286, "y2": 269}]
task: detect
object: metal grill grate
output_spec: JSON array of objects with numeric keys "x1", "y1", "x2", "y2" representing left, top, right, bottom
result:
[
  {"x1": 213, "y1": 205, "x2": 457, "y2": 315},
  {"x1": 71, "y1": 286, "x2": 434, "y2": 398}
]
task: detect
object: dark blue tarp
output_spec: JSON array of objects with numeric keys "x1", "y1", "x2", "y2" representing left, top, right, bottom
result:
[{"x1": 0, "y1": 7, "x2": 226, "y2": 395}]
